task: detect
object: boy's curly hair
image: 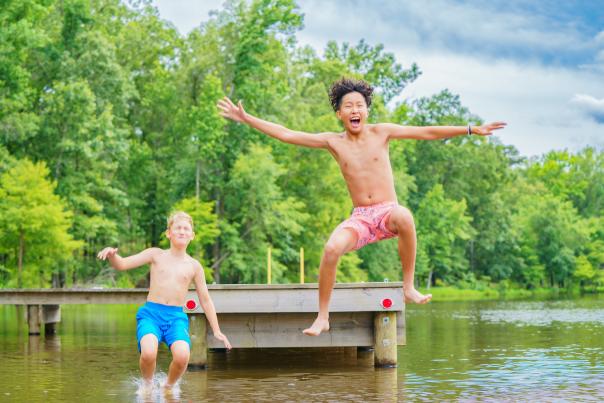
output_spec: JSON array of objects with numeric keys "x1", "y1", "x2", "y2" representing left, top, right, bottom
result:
[{"x1": 328, "y1": 78, "x2": 374, "y2": 111}]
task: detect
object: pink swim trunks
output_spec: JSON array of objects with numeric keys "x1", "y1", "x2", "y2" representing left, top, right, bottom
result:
[{"x1": 336, "y1": 201, "x2": 398, "y2": 250}]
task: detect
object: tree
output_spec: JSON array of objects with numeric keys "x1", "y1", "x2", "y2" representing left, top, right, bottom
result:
[
  {"x1": 415, "y1": 184, "x2": 475, "y2": 287},
  {"x1": 222, "y1": 144, "x2": 309, "y2": 283},
  {"x1": 0, "y1": 159, "x2": 81, "y2": 287},
  {"x1": 526, "y1": 148, "x2": 604, "y2": 218},
  {"x1": 509, "y1": 180, "x2": 589, "y2": 288},
  {"x1": 0, "y1": 0, "x2": 49, "y2": 155}
]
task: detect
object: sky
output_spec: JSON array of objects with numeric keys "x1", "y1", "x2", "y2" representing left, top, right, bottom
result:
[{"x1": 151, "y1": 0, "x2": 604, "y2": 157}]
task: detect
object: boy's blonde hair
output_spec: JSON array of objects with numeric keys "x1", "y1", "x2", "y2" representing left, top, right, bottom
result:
[{"x1": 167, "y1": 211, "x2": 194, "y2": 230}]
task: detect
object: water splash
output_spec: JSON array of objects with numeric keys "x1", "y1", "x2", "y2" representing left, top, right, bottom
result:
[{"x1": 132, "y1": 372, "x2": 181, "y2": 403}]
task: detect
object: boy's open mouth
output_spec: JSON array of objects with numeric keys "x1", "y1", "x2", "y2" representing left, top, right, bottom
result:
[{"x1": 350, "y1": 117, "x2": 361, "y2": 128}]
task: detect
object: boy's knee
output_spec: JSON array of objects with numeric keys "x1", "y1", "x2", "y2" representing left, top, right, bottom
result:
[
  {"x1": 140, "y1": 349, "x2": 157, "y2": 363},
  {"x1": 392, "y1": 207, "x2": 414, "y2": 230},
  {"x1": 172, "y1": 350, "x2": 190, "y2": 367},
  {"x1": 323, "y1": 242, "x2": 344, "y2": 260}
]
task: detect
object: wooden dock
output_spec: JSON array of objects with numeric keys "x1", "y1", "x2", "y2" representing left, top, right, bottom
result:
[{"x1": 0, "y1": 283, "x2": 405, "y2": 367}]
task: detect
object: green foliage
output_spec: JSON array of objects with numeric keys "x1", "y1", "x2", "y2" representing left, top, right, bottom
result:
[
  {"x1": 508, "y1": 180, "x2": 590, "y2": 288},
  {"x1": 222, "y1": 144, "x2": 309, "y2": 283},
  {"x1": 415, "y1": 184, "x2": 475, "y2": 287},
  {"x1": 0, "y1": 159, "x2": 82, "y2": 287},
  {"x1": 0, "y1": 0, "x2": 600, "y2": 293}
]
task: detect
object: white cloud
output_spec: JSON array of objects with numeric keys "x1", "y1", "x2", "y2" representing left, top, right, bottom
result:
[
  {"x1": 149, "y1": 0, "x2": 604, "y2": 156},
  {"x1": 571, "y1": 94, "x2": 604, "y2": 124},
  {"x1": 297, "y1": 0, "x2": 591, "y2": 59},
  {"x1": 295, "y1": 1, "x2": 604, "y2": 156},
  {"x1": 396, "y1": 52, "x2": 604, "y2": 155}
]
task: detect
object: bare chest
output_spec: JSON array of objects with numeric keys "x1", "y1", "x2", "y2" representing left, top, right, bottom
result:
[
  {"x1": 330, "y1": 137, "x2": 391, "y2": 174},
  {"x1": 151, "y1": 259, "x2": 195, "y2": 284}
]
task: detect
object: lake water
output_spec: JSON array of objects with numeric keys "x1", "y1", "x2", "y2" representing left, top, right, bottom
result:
[{"x1": 0, "y1": 296, "x2": 603, "y2": 402}]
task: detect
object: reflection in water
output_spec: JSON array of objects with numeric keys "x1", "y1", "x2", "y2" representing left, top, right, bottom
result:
[
  {"x1": 0, "y1": 298, "x2": 602, "y2": 401},
  {"x1": 186, "y1": 348, "x2": 400, "y2": 402}
]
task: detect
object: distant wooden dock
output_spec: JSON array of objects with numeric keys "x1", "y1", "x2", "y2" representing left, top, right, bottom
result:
[{"x1": 0, "y1": 283, "x2": 405, "y2": 367}]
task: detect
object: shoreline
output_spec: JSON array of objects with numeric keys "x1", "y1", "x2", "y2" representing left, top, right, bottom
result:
[{"x1": 417, "y1": 286, "x2": 604, "y2": 302}]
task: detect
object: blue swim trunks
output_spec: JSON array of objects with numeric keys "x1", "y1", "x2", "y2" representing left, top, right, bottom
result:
[{"x1": 136, "y1": 301, "x2": 190, "y2": 351}]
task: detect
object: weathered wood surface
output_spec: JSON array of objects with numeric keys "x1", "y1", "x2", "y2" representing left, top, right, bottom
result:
[
  {"x1": 3, "y1": 283, "x2": 406, "y2": 353},
  {"x1": 0, "y1": 283, "x2": 404, "y2": 314},
  {"x1": 205, "y1": 312, "x2": 374, "y2": 348},
  {"x1": 196, "y1": 311, "x2": 405, "y2": 349},
  {"x1": 184, "y1": 284, "x2": 403, "y2": 313},
  {"x1": 189, "y1": 314, "x2": 207, "y2": 368},
  {"x1": 27, "y1": 305, "x2": 40, "y2": 335},
  {"x1": 41, "y1": 304, "x2": 61, "y2": 334},
  {"x1": 374, "y1": 311, "x2": 397, "y2": 367},
  {"x1": 0, "y1": 289, "x2": 148, "y2": 305}
]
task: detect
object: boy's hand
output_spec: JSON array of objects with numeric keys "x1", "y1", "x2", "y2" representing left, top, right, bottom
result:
[
  {"x1": 473, "y1": 121, "x2": 507, "y2": 136},
  {"x1": 217, "y1": 97, "x2": 247, "y2": 123},
  {"x1": 214, "y1": 331, "x2": 232, "y2": 350},
  {"x1": 97, "y1": 247, "x2": 118, "y2": 260}
]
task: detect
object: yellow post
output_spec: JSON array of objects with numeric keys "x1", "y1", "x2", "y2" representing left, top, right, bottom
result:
[
  {"x1": 267, "y1": 247, "x2": 272, "y2": 284},
  {"x1": 300, "y1": 247, "x2": 304, "y2": 284}
]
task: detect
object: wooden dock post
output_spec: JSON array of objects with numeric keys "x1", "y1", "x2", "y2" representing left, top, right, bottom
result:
[
  {"x1": 42, "y1": 304, "x2": 61, "y2": 334},
  {"x1": 27, "y1": 305, "x2": 40, "y2": 335},
  {"x1": 189, "y1": 313, "x2": 208, "y2": 368},
  {"x1": 373, "y1": 311, "x2": 397, "y2": 367}
]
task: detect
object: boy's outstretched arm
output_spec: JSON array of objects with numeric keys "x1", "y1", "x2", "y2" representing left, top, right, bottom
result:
[
  {"x1": 193, "y1": 262, "x2": 232, "y2": 350},
  {"x1": 217, "y1": 97, "x2": 331, "y2": 148},
  {"x1": 383, "y1": 121, "x2": 507, "y2": 140},
  {"x1": 97, "y1": 247, "x2": 161, "y2": 271}
]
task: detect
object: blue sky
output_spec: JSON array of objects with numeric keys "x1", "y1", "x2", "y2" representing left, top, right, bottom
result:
[{"x1": 151, "y1": 0, "x2": 604, "y2": 157}]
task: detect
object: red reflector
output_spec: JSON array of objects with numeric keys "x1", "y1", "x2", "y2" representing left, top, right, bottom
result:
[
  {"x1": 381, "y1": 298, "x2": 393, "y2": 309},
  {"x1": 185, "y1": 299, "x2": 197, "y2": 310}
]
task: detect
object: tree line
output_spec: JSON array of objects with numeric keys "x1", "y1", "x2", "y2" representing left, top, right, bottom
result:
[{"x1": 0, "y1": 0, "x2": 602, "y2": 290}]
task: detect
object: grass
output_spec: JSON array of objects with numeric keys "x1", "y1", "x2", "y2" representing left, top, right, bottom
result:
[{"x1": 417, "y1": 286, "x2": 584, "y2": 302}]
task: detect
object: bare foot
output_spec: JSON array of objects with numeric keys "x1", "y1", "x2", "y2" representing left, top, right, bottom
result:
[
  {"x1": 404, "y1": 287, "x2": 432, "y2": 304},
  {"x1": 136, "y1": 380, "x2": 153, "y2": 397},
  {"x1": 162, "y1": 383, "x2": 176, "y2": 396},
  {"x1": 162, "y1": 383, "x2": 180, "y2": 403},
  {"x1": 302, "y1": 317, "x2": 330, "y2": 336}
]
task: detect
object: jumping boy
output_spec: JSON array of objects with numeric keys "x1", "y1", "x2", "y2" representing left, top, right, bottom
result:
[
  {"x1": 97, "y1": 211, "x2": 231, "y2": 390},
  {"x1": 218, "y1": 78, "x2": 506, "y2": 336}
]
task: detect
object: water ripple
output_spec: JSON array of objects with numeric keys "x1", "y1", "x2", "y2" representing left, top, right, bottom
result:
[{"x1": 480, "y1": 308, "x2": 604, "y2": 326}]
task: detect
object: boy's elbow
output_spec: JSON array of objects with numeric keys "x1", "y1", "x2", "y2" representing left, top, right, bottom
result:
[
  {"x1": 111, "y1": 261, "x2": 126, "y2": 271},
  {"x1": 422, "y1": 133, "x2": 439, "y2": 141},
  {"x1": 199, "y1": 298, "x2": 214, "y2": 310}
]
